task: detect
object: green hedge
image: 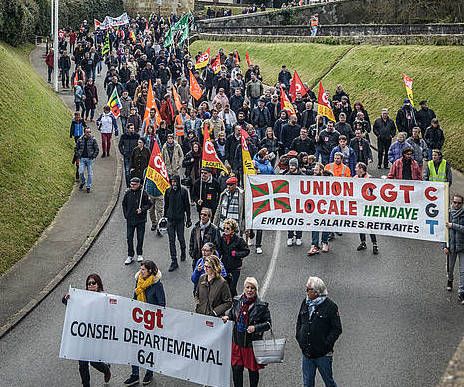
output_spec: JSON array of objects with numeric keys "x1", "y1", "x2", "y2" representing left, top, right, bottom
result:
[{"x1": 0, "y1": 0, "x2": 124, "y2": 46}]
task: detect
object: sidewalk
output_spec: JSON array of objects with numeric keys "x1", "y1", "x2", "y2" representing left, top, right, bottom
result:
[{"x1": 0, "y1": 44, "x2": 122, "y2": 337}]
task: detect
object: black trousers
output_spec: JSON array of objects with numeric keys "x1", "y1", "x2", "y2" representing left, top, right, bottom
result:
[
  {"x1": 167, "y1": 219, "x2": 186, "y2": 261},
  {"x1": 78, "y1": 360, "x2": 109, "y2": 387},
  {"x1": 232, "y1": 365, "x2": 259, "y2": 387},
  {"x1": 377, "y1": 138, "x2": 391, "y2": 167},
  {"x1": 127, "y1": 222, "x2": 146, "y2": 257},
  {"x1": 360, "y1": 233, "x2": 377, "y2": 243}
]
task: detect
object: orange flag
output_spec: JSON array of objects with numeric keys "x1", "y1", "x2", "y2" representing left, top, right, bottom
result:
[
  {"x1": 234, "y1": 51, "x2": 240, "y2": 65},
  {"x1": 201, "y1": 126, "x2": 227, "y2": 172},
  {"x1": 289, "y1": 71, "x2": 307, "y2": 102},
  {"x1": 317, "y1": 81, "x2": 336, "y2": 122},
  {"x1": 280, "y1": 85, "x2": 296, "y2": 115},
  {"x1": 194, "y1": 47, "x2": 210, "y2": 70},
  {"x1": 171, "y1": 85, "x2": 183, "y2": 112},
  {"x1": 211, "y1": 54, "x2": 221, "y2": 75},
  {"x1": 245, "y1": 51, "x2": 251, "y2": 67},
  {"x1": 146, "y1": 140, "x2": 170, "y2": 195},
  {"x1": 189, "y1": 70, "x2": 203, "y2": 101},
  {"x1": 144, "y1": 79, "x2": 161, "y2": 131}
]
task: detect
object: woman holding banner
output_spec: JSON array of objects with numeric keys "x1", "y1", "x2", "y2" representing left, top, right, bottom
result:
[
  {"x1": 124, "y1": 260, "x2": 166, "y2": 386},
  {"x1": 222, "y1": 277, "x2": 271, "y2": 387},
  {"x1": 62, "y1": 274, "x2": 112, "y2": 386}
]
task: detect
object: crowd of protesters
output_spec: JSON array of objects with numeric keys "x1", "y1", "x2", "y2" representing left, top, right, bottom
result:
[{"x1": 49, "y1": 10, "x2": 463, "y2": 387}]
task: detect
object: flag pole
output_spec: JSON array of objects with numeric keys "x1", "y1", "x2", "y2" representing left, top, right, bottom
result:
[{"x1": 138, "y1": 173, "x2": 147, "y2": 210}]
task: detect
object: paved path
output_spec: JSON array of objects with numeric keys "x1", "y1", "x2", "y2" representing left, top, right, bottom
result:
[
  {"x1": 0, "y1": 44, "x2": 120, "y2": 336},
  {"x1": 1, "y1": 44, "x2": 464, "y2": 386}
]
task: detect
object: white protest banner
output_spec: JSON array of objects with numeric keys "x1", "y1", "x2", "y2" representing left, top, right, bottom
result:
[
  {"x1": 100, "y1": 13, "x2": 130, "y2": 29},
  {"x1": 60, "y1": 289, "x2": 232, "y2": 387},
  {"x1": 245, "y1": 175, "x2": 448, "y2": 242}
]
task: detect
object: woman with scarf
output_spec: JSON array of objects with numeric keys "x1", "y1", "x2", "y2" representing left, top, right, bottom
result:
[
  {"x1": 218, "y1": 218, "x2": 250, "y2": 297},
  {"x1": 124, "y1": 261, "x2": 166, "y2": 386},
  {"x1": 62, "y1": 274, "x2": 111, "y2": 386},
  {"x1": 222, "y1": 277, "x2": 271, "y2": 387},
  {"x1": 194, "y1": 255, "x2": 232, "y2": 317}
]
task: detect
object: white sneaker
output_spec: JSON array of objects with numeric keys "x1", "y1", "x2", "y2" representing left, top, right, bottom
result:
[
  {"x1": 295, "y1": 238, "x2": 302, "y2": 246},
  {"x1": 137, "y1": 255, "x2": 144, "y2": 262},
  {"x1": 256, "y1": 247, "x2": 263, "y2": 254},
  {"x1": 287, "y1": 238, "x2": 294, "y2": 246},
  {"x1": 124, "y1": 256, "x2": 134, "y2": 265},
  {"x1": 322, "y1": 243, "x2": 329, "y2": 253}
]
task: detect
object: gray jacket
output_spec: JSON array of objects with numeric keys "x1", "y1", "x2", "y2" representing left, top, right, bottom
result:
[
  {"x1": 443, "y1": 208, "x2": 464, "y2": 253},
  {"x1": 406, "y1": 137, "x2": 428, "y2": 166}
]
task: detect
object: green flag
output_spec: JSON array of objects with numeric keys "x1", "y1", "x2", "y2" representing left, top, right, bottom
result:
[
  {"x1": 164, "y1": 13, "x2": 190, "y2": 47},
  {"x1": 102, "y1": 32, "x2": 110, "y2": 55}
]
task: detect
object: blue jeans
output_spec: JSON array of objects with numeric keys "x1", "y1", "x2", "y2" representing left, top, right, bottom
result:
[
  {"x1": 312, "y1": 231, "x2": 329, "y2": 247},
  {"x1": 256, "y1": 126, "x2": 267, "y2": 141},
  {"x1": 123, "y1": 155, "x2": 131, "y2": 187},
  {"x1": 302, "y1": 355, "x2": 337, "y2": 387},
  {"x1": 79, "y1": 158, "x2": 93, "y2": 188},
  {"x1": 131, "y1": 365, "x2": 153, "y2": 379}
]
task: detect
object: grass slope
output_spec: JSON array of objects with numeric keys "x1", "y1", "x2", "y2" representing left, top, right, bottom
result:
[
  {"x1": 0, "y1": 42, "x2": 73, "y2": 274},
  {"x1": 190, "y1": 41, "x2": 464, "y2": 171}
]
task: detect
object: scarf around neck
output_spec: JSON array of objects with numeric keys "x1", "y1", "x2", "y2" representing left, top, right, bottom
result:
[
  {"x1": 237, "y1": 295, "x2": 256, "y2": 333},
  {"x1": 135, "y1": 270, "x2": 161, "y2": 302},
  {"x1": 306, "y1": 296, "x2": 327, "y2": 318}
]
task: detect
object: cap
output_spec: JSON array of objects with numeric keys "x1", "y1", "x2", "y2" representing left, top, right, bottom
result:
[
  {"x1": 226, "y1": 176, "x2": 238, "y2": 185},
  {"x1": 130, "y1": 177, "x2": 141, "y2": 184},
  {"x1": 201, "y1": 167, "x2": 212, "y2": 173}
]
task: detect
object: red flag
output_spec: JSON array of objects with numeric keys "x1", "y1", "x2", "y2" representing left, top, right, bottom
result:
[
  {"x1": 146, "y1": 140, "x2": 170, "y2": 195},
  {"x1": 144, "y1": 79, "x2": 161, "y2": 132},
  {"x1": 234, "y1": 51, "x2": 240, "y2": 65},
  {"x1": 280, "y1": 85, "x2": 296, "y2": 115},
  {"x1": 289, "y1": 71, "x2": 307, "y2": 102},
  {"x1": 245, "y1": 51, "x2": 251, "y2": 67},
  {"x1": 201, "y1": 126, "x2": 227, "y2": 172},
  {"x1": 94, "y1": 19, "x2": 102, "y2": 30},
  {"x1": 195, "y1": 48, "x2": 210, "y2": 70},
  {"x1": 189, "y1": 70, "x2": 203, "y2": 101},
  {"x1": 211, "y1": 54, "x2": 221, "y2": 74},
  {"x1": 317, "y1": 81, "x2": 336, "y2": 122}
]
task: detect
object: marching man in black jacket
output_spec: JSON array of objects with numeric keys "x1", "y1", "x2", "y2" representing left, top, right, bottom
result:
[
  {"x1": 122, "y1": 177, "x2": 152, "y2": 265},
  {"x1": 296, "y1": 276, "x2": 342, "y2": 387},
  {"x1": 164, "y1": 175, "x2": 191, "y2": 272}
]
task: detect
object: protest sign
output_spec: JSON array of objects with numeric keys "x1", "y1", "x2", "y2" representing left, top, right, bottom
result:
[
  {"x1": 60, "y1": 289, "x2": 232, "y2": 387},
  {"x1": 245, "y1": 175, "x2": 448, "y2": 242}
]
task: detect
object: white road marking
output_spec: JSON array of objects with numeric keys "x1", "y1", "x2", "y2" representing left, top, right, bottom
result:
[{"x1": 261, "y1": 231, "x2": 281, "y2": 298}]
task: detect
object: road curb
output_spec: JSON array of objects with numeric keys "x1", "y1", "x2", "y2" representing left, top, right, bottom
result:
[{"x1": 0, "y1": 149, "x2": 122, "y2": 339}]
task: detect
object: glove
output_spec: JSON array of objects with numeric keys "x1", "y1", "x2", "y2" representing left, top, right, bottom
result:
[
  {"x1": 231, "y1": 250, "x2": 236, "y2": 257},
  {"x1": 186, "y1": 219, "x2": 192, "y2": 228}
]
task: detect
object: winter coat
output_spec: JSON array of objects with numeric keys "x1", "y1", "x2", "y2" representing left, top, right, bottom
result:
[
  {"x1": 122, "y1": 188, "x2": 152, "y2": 225},
  {"x1": 246, "y1": 80, "x2": 264, "y2": 99},
  {"x1": 96, "y1": 113, "x2": 118, "y2": 135},
  {"x1": 230, "y1": 95, "x2": 245, "y2": 115},
  {"x1": 334, "y1": 122, "x2": 354, "y2": 141},
  {"x1": 69, "y1": 119, "x2": 87, "y2": 139},
  {"x1": 387, "y1": 158, "x2": 422, "y2": 180},
  {"x1": 290, "y1": 136, "x2": 316, "y2": 155},
  {"x1": 388, "y1": 140, "x2": 409, "y2": 164},
  {"x1": 164, "y1": 176, "x2": 191, "y2": 222},
  {"x1": 76, "y1": 135, "x2": 99, "y2": 159},
  {"x1": 423, "y1": 126, "x2": 445, "y2": 150},
  {"x1": 161, "y1": 142, "x2": 184, "y2": 176},
  {"x1": 406, "y1": 137, "x2": 428, "y2": 165},
  {"x1": 259, "y1": 137, "x2": 279, "y2": 156},
  {"x1": 133, "y1": 271, "x2": 166, "y2": 307},
  {"x1": 191, "y1": 177, "x2": 221, "y2": 214},
  {"x1": 317, "y1": 129, "x2": 340, "y2": 156},
  {"x1": 227, "y1": 296, "x2": 272, "y2": 347},
  {"x1": 218, "y1": 233, "x2": 250, "y2": 272},
  {"x1": 350, "y1": 137, "x2": 372, "y2": 164},
  {"x1": 443, "y1": 208, "x2": 464, "y2": 253},
  {"x1": 118, "y1": 132, "x2": 140, "y2": 157},
  {"x1": 84, "y1": 84, "x2": 98, "y2": 110},
  {"x1": 195, "y1": 275, "x2": 232, "y2": 317},
  {"x1": 253, "y1": 154, "x2": 275, "y2": 175},
  {"x1": 395, "y1": 106, "x2": 417, "y2": 137},
  {"x1": 416, "y1": 107, "x2": 436, "y2": 136},
  {"x1": 281, "y1": 123, "x2": 302, "y2": 151},
  {"x1": 189, "y1": 221, "x2": 221, "y2": 261},
  {"x1": 373, "y1": 117, "x2": 396, "y2": 140},
  {"x1": 130, "y1": 146, "x2": 150, "y2": 179},
  {"x1": 296, "y1": 297, "x2": 342, "y2": 359},
  {"x1": 250, "y1": 106, "x2": 271, "y2": 128}
]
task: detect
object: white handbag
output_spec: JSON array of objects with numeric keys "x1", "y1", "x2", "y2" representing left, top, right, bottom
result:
[{"x1": 252, "y1": 328, "x2": 286, "y2": 365}]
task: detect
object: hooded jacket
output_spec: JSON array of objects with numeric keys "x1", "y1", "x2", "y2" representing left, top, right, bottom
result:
[{"x1": 163, "y1": 175, "x2": 191, "y2": 222}]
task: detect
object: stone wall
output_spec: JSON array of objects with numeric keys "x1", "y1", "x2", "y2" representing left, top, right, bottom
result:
[
  {"x1": 198, "y1": 23, "x2": 464, "y2": 36},
  {"x1": 196, "y1": 0, "x2": 464, "y2": 27},
  {"x1": 194, "y1": 32, "x2": 464, "y2": 46},
  {"x1": 123, "y1": 0, "x2": 194, "y2": 16}
]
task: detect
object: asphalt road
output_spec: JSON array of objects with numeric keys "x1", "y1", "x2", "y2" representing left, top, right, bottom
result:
[{"x1": 1, "y1": 160, "x2": 464, "y2": 387}]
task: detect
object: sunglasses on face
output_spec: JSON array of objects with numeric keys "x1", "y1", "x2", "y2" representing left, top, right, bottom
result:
[
  {"x1": 87, "y1": 281, "x2": 97, "y2": 286},
  {"x1": 204, "y1": 265, "x2": 211, "y2": 269}
]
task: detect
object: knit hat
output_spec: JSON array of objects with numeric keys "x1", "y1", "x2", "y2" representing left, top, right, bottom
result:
[{"x1": 289, "y1": 158, "x2": 299, "y2": 168}]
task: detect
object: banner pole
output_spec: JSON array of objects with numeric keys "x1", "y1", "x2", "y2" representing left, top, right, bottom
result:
[{"x1": 138, "y1": 173, "x2": 147, "y2": 210}]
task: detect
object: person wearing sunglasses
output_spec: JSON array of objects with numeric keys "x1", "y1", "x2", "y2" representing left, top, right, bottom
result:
[
  {"x1": 218, "y1": 218, "x2": 250, "y2": 297},
  {"x1": 191, "y1": 242, "x2": 228, "y2": 291},
  {"x1": 62, "y1": 274, "x2": 111, "y2": 386},
  {"x1": 296, "y1": 276, "x2": 342, "y2": 387},
  {"x1": 443, "y1": 194, "x2": 464, "y2": 303},
  {"x1": 222, "y1": 277, "x2": 271, "y2": 387},
  {"x1": 195, "y1": 255, "x2": 232, "y2": 317}
]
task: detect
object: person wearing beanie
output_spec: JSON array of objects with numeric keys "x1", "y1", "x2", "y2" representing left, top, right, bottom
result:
[{"x1": 222, "y1": 277, "x2": 271, "y2": 387}]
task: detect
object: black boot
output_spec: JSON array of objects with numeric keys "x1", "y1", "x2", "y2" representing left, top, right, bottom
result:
[
  {"x1": 168, "y1": 260, "x2": 179, "y2": 272},
  {"x1": 180, "y1": 251, "x2": 186, "y2": 262},
  {"x1": 447, "y1": 280, "x2": 453, "y2": 292},
  {"x1": 357, "y1": 242, "x2": 367, "y2": 251},
  {"x1": 373, "y1": 244, "x2": 379, "y2": 255}
]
